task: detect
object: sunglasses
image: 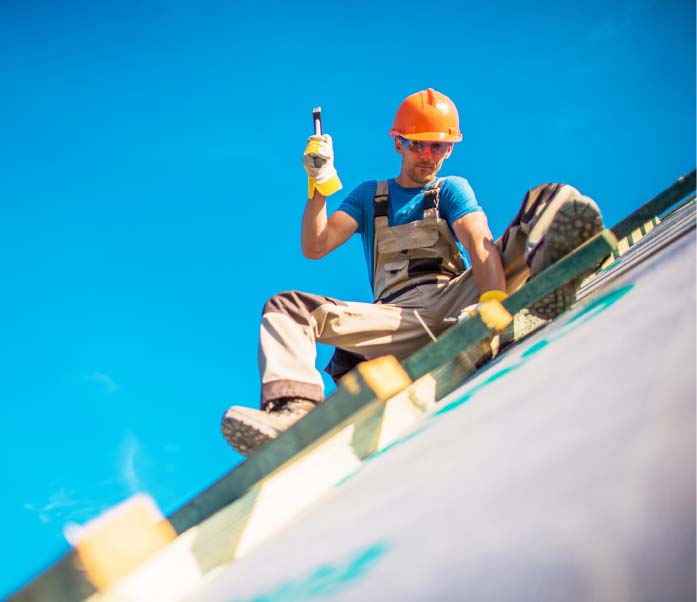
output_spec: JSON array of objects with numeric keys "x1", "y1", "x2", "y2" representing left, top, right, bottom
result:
[{"x1": 399, "y1": 137, "x2": 452, "y2": 156}]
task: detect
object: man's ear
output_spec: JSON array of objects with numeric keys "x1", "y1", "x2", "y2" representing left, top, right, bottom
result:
[
  {"x1": 394, "y1": 136, "x2": 404, "y2": 154},
  {"x1": 443, "y1": 144, "x2": 454, "y2": 160}
]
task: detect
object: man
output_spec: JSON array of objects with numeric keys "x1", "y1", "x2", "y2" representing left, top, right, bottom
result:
[{"x1": 222, "y1": 88, "x2": 603, "y2": 456}]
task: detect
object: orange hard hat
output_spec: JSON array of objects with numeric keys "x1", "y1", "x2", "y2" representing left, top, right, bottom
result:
[{"x1": 389, "y1": 88, "x2": 462, "y2": 142}]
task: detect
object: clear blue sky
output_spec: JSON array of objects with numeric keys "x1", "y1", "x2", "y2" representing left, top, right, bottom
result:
[{"x1": 1, "y1": 0, "x2": 694, "y2": 596}]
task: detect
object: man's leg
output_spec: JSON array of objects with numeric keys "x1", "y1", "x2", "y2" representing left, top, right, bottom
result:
[
  {"x1": 498, "y1": 183, "x2": 604, "y2": 318},
  {"x1": 222, "y1": 288, "x2": 435, "y2": 455}
]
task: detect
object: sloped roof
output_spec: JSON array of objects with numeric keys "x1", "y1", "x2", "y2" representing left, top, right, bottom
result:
[{"x1": 10, "y1": 171, "x2": 696, "y2": 602}]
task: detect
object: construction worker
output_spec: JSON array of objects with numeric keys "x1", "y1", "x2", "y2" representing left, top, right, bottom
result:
[{"x1": 222, "y1": 88, "x2": 603, "y2": 455}]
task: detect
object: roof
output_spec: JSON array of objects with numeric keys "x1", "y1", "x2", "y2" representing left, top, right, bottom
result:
[{"x1": 10, "y1": 171, "x2": 696, "y2": 602}]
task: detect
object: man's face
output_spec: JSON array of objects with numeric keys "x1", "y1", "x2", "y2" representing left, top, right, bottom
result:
[{"x1": 395, "y1": 137, "x2": 454, "y2": 185}]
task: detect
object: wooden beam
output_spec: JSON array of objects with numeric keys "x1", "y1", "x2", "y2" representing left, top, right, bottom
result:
[{"x1": 611, "y1": 169, "x2": 695, "y2": 240}]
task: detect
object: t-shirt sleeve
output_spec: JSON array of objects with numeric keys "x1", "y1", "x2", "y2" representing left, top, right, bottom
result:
[
  {"x1": 439, "y1": 176, "x2": 481, "y2": 223},
  {"x1": 336, "y1": 180, "x2": 377, "y2": 235}
]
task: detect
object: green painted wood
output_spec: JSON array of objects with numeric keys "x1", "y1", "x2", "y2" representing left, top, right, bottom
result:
[
  {"x1": 403, "y1": 315, "x2": 494, "y2": 379},
  {"x1": 658, "y1": 193, "x2": 695, "y2": 222},
  {"x1": 430, "y1": 348, "x2": 492, "y2": 400},
  {"x1": 611, "y1": 169, "x2": 695, "y2": 240},
  {"x1": 8, "y1": 553, "x2": 94, "y2": 602}
]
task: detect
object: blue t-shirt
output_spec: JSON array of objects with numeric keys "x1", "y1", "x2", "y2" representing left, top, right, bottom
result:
[{"x1": 337, "y1": 176, "x2": 481, "y2": 289}]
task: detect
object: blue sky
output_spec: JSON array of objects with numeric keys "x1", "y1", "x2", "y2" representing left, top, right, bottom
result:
[{"x1": 0, "y1": 0, "x2": 694, "y2": 596}]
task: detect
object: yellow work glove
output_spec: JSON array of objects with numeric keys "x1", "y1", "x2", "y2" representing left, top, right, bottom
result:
[
  {"x1": 303, "y1": 134, "x2": 343, "y2": 198},
  {"x1": 458, "y1": 290, "x2": 509, "y2": 320},
  {"x1": 478, "y1": 290, "x2": 508, "y2": 304}
]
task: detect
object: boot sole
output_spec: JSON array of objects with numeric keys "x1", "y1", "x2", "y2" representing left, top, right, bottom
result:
[
  {"x1": 221, "y1": 410, "x2": 280, "y2": 456},
  {"x1": 529, "y1": 198, "x2": 604, "y2": 320}
]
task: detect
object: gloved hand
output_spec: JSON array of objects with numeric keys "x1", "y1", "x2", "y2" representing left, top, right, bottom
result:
[
  {"x1": 458, "y1": 289, "x2": 509, "y2": 321},
  {"x1": 456, "y1": 289, "x2": 512, "y2": 331},
  {"x1": 303, "y1": 134, "x2": 342, "y2": 198}
]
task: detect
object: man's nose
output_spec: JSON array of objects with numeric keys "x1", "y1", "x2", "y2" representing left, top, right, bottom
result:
[{"x1": 421, "y1": 145, "x2": 433, "y2": 158}]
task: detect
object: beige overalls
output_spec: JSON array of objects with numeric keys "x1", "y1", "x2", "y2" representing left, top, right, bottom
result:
[{"x1": 258, "y1": 181, "x2": 598, "y2": 406}]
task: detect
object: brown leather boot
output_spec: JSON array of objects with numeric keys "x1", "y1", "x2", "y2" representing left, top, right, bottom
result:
[{"x1": 221, "y1": 398, "x2": 318, "y2": 456}]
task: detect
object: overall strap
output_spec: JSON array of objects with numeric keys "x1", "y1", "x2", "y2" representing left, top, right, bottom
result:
[
  {"x1": 372, "y1": 180, "x2": 390, "y2": 284},
  {"x1": 422, "y1": 178, "x2": 443, "y2": 215},
  {"x1": 373, "y1": 178, "x2": 442, "y2": 222},
  {"x1": 373, "y1": 180, "x2": 389, "y2": 219}
]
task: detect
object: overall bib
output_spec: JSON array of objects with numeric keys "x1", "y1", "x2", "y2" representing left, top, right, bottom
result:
[{"x1": 372, "y1": 179, "x2": 464, "y2": 302}]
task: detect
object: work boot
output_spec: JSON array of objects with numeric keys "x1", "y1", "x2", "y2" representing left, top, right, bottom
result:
[
  {"x1": 529, "y1": 197, "x2": 604, "y2": 320},
  {"x1": 221, "y1": 398, "x2": 318, "y2": 456}
]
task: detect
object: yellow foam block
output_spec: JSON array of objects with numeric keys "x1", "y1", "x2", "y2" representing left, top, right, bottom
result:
[
  {"x1": 357, "y1": 355, "x2": 412, "y2": 400},
  {"x1": 478, "y1": 299, "x2": 513, "y2": 331},
  {"x1": 65, "y1": 494, "x2": 176, "y2": 591}
]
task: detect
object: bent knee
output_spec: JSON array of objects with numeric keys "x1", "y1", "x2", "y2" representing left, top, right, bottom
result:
[{"x1": 262, "y1": 290, "x2": 330, "y2": 320}]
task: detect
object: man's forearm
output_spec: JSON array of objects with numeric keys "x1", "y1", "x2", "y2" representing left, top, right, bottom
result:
[
  {"x1": 301, "y1": 190, "x2": 329, "y2": 259},
  {"x1": 453, "y1": 213, "x2": 507, "y2": 295},
  {"x1": 470, "y1": 239, "x2": 507, "y2": 294}
]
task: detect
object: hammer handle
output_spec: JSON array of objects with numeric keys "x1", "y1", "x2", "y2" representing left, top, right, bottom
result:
[{"x1": 312, "y1": 107, "x2": 322, "y2": 136}]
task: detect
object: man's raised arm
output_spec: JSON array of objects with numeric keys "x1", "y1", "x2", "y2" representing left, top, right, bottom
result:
[
  {"x1": 302, "y1": 133, "x2": 357, "y2": 259},
  {"x1": 301, "y1": 192, "x2": 357, "y2": 259}
]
